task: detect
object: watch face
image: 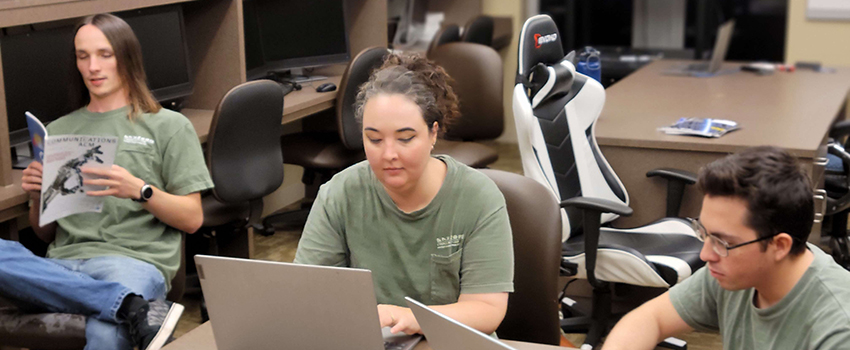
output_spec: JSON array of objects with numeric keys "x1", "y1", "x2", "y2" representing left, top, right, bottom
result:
[{"x1": 142, "y1": 185, "x2": 153, "y2": 199}]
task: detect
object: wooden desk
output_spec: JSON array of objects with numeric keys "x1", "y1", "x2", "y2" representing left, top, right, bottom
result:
[
  {"x1": 0, "y1": 74, "x2": 344, "y2": 240},
  {"x1": 595, "y1": 60, "x2": 850, "y2": 228},
  {"x1": 184, "y1": 75, "x2": 343, "y2": 143},
  {"x1": 163, "y1": 322, "x2": 573, "y2": 350}
]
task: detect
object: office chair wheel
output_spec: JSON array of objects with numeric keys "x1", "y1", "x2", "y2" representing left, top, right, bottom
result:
[
  {"x1": 560, "y1": 297, "x2": 584, "y2": 319},
  {"x1": 253, "y1": 223, "x2": 277, "y2": 237}
]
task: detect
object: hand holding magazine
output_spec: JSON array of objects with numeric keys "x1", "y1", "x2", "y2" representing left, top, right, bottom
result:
[
  {"x1": 658, "y1": 117, "x2": 740, "y2": 138},
  {"x1": 26, "y1": 112, "x2": 118, "y2": 226}
]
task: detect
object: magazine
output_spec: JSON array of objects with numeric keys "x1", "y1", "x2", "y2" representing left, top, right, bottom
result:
[
  {"x1": 26, "y1": 112, "x2": 119, "y2": 226},
  {"x1": 25, "y1": 112, "x2": 47, "y2": 163},
  {"x1": 658, "y1": 117, "x2": 740, "y2": 138}
]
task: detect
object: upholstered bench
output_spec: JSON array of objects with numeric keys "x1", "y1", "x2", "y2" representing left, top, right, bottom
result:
[
  {"x1": 0, "y1": 297, "x2": 86, "y2": 350},
  {"x1": 0, "y1": 238, "x2": 185, "y2": 350}
]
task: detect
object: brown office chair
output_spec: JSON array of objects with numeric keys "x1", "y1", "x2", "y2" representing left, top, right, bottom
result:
[
  {"x1": 193, "y1": 79, "x2": 285, "y2": 256},
  {"x1": 260, "y1": 47, "x2": 386, "y2": 233},
  {"x1": 428, "y1": 42, "x2": 503, "y2": 168},
  {"x1": 0, "y1": 232, "x2": 186, "y2": 350},
  {"x1": 461, "y1": 15, "x2": 495, "y2": 47},
  {"x1": 482, "y1": 169, "x2": 562, "y2": 346},
  {"x1": 426, "y1": 23, "x2": 461, "y2": 57},
  {"x1": 184, "y1": 80, "x2": 286, "y2": 321}
]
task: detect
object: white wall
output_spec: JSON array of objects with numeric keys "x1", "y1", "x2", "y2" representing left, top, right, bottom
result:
[{"x1": 786, "y1": 0, "x2": 850, "y2": 66}]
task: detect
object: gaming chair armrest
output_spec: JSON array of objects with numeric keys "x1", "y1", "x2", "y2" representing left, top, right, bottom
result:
[
  {"x1": 559, "y1": 197, "x2": 633, "y2": 216},
  {"x1": 560, "y1": 197, "x2": 633, "y2": 288},
  {"x1": 829, "y1": 120, "x2": 850, "y2": 140},
  {"x1": 646, "y1": 168, "x2": 698, "y2": 217},
  {"x1": 826, "y1": 144, "x2": 850, "y2": 215},
  {"x1": 646, "y1": 168, "x2": 697, "y2": 185}
]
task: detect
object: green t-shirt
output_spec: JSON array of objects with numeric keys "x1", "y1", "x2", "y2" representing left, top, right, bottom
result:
[
  {"x1": 294, "y1": 155, "x2": 514, "y2": 306},
  {"x1": 45, "y1": 106, "x2": 214, "y2": 290},
  {"x1": 670, "y1": 244, "x2": 850, "y2": 349}
]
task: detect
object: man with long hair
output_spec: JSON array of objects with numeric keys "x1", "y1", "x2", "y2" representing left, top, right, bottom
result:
[
  {"x1": 0, "y1": 13, "x2": 213, "y2": 350},
  {"x1": 602, "y1": 146, "x2": 850, "y2": 349}
]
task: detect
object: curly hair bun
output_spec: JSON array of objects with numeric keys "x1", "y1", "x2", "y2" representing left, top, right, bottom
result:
[{"x1": 355, "y1": 52, "x2": 460, "y2": 134}]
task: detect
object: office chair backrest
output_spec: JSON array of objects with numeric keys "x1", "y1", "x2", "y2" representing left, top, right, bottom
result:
[
  {"x1": 461, "y1": 15, "x2": 494, "y2": 47},
  {"x1": 428, "y1": 42, "x2": 503, "y2": 140},
  {"x1": 426, "y1": 23, "x2": 461, "y2": 57},
  {"x1": 481, "y1": 169, "x2": 562, "y2": 346},
  {"x1": 513, "y1": 15, "x2": 628, "y2": 241},
  {"x1": 207, "y1": 80, "x2": 284, "y2": 203},
  {"x1": 336, "y1": 46, "x2": 389, "y2": 150}
]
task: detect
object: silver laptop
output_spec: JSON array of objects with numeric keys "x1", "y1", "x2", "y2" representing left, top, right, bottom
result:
[
  {"x1": 194, "y1": 255, "x2": 421, "y2": 350},
  {"x1": 664, "y1": 20, "x2": 735, "y2": 76},
  {"x1": 405, "y1": 297, "x2": 517, "y2": 350}
]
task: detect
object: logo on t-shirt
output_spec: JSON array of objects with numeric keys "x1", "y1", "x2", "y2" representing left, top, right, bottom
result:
[
  {"x1": 436, "y1": 234, "x2": 465, "y2": 249},
  {"x1": 124, "y1": 135, "x2": 155, "y2": 146}
]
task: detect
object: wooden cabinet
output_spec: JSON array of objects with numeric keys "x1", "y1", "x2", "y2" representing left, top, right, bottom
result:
[{"x1": 0, "y1": 0, "x2": 387, "y2": 235}]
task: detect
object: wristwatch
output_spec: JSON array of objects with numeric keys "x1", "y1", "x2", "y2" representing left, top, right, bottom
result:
[{"x1": 133, "y1": 183, "x2": 153, "y2": 203}]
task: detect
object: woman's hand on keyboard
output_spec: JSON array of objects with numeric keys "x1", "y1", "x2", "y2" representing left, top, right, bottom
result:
[{"x1": 378, "y1": 304, "x2": 421, "y2": 335}]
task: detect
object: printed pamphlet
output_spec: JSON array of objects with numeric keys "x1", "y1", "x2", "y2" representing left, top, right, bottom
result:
[
  {"x1": 26, "y1": 112, "x2": 118, "y2": 226},
  {"x1": 658, "y1": 117, "x2": 740, "y2": 138}
]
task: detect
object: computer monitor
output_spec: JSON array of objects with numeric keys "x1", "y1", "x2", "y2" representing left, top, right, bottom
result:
[
  {"x1": 2, "y1": 4, "x2": 193, "y2": 160},
  {"x1": 243, "y1": 0, "x2": 351, "y2": 81},
  {"x1": 117, "y1": 4, "x2": 193, "y2": 106},
  {"x1": 1, "y1": 24, "x2": 77, "y2": 147}
]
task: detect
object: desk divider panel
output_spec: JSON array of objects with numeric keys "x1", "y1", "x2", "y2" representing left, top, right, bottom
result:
[{"x1": 0, "y1": 43, "x2": 11, "y2": 186}]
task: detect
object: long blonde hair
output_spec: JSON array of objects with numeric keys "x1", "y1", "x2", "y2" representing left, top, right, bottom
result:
[{"x1": 70, "y1": 14, "x2": 161, "y2": 119}]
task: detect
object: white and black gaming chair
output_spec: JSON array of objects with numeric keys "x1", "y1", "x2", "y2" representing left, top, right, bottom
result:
[{"x1": 513, "y1": 15, "x2": 706, "y2": 349}]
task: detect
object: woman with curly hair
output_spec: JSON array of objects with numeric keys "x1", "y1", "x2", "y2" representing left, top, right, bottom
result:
[{"x1": 294, "y1": 53, "x2": 514, "y2": 335}]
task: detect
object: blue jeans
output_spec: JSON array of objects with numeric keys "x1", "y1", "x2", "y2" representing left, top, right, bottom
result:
[{"x1": 0, "y1": 239, "x2": 167, "y2": 350}]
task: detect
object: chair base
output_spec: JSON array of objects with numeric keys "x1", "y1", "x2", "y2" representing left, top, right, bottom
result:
[
  {"x1": 261, "y1": 205, "x2": 311, "y2": 234},
  {"x1": 560, "y1": 283, "x2": 613, "y2": 349}
]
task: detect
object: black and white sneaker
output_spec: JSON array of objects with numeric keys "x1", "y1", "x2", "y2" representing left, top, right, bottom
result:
[{"x1": 126, "y1": 299, "x2": 185, "y2": 350}]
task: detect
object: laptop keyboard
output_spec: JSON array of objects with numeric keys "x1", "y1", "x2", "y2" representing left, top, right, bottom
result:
[
  {"x1": 687, "y1": 62, "x2": 709, "y2": 71},
  {"x1": 384, "y1": 340, "x2": 408, "y2": 350}
]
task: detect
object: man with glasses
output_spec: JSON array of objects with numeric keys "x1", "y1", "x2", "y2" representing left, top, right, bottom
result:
[{"x1": 602, "y1": 146, "x2": 850, "y2": 350}]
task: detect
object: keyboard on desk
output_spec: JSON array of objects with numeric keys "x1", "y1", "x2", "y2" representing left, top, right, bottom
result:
[
  {"x1": 382, "y1": 327, "x2": 422, "y2": 350},
  {"x1": 384, "y1": 340, "x2": 410, "y2": 350},
  {"x1": 279, "y1": 82, "x2": 295, "y2": 96}
]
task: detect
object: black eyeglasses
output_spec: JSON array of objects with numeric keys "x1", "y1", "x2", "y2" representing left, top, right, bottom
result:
[{"x1": 686, "y1": 218, "x2": 780, "y2": 257}]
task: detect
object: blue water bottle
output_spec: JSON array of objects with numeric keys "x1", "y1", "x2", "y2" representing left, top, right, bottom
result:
[{"x1": 576, "y1": 46, "x2": 601, "y2": 83}]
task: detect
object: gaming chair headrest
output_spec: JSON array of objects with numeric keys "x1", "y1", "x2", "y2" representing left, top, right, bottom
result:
[
  {"x1": 518, "y1": 15, "x2": 564, "y2": 77},
  {"x1": 516, "y1": 15, "x2": 578, "y2": 108}
]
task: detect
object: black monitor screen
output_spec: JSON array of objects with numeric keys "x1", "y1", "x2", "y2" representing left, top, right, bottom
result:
[
  {"x1": 118, "y1": 5, "x2": 193, "y2": 102},
  {"x1": 2, "y1": 5, "x2": 192, "y2": 145},
  {"x1": 1, "y1": 25, "x2": 76, "y2": 145},
  {"x1": 245, "y1": 0, "x2": 350, "y2": 79},
  {"x1": 243, "y1": 0, "x2": 265, "y2": 73}
]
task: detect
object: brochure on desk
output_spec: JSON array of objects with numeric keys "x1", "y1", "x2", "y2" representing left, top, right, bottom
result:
[
  {"x1": 27, "y1": 112, "x2": 119, "y2": 226},
  {"x1": 658, "y1": 117, "x2": 740, "y2": 138}
]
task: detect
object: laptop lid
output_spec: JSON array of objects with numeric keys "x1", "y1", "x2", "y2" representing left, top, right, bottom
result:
[
  {"x1": 405, "y1": 297, "x2": 517, "y2": 350},
  {"x1": 706, "y1": 20, "x2": 735, "y2": 73},
  {"x1": 195, "y1": 255, "x2": 407, "y2": 350}
]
